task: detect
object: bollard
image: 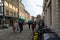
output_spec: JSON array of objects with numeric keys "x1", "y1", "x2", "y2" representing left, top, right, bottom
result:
[
  {"x1": 33, "y1": 32, "x2": 38, "y2": 40},
  {"x1": 34, "y1": 35, "x2": 38, "y2": 40}
]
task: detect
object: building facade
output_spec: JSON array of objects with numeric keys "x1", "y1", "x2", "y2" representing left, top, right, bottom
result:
[
  {"x1": 43, "y1": 0, "x2": 60, "y2": 37},
  {"x1": 19, "y1": 0, "x2": 25, "y2": 19},
  {"x1": 19, "y1": 0, "x2": 30, "y2": 21},
  {"x1": 25, "y1": 11, "x2": 30, "y2": 20},
  {"x1": 0, "y1": 0, "x2": 19, "y2": 26},
  {"x1": 4, "y1": 0, "x2": 19, "y2": 17}
]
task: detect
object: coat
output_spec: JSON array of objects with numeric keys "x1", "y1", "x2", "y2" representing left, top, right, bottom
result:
[
  {"x1": 18, "y1": 21, "x2": 23, "y2": 28},
  {"x1": 31, "y1": 23, "x2": 35, "y2": 28}
]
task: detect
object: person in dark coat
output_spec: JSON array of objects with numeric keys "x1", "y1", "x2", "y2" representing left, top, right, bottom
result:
[
  {"x1": 38, "y1": 19, "x2": 45, "y2": 29},
  {"x1": 18, "y1": 21, "x2": 23, "y2": 32},
  {"x1": 34, "y1": 21, "x2": 36, "y2": 28},
  {"x1": 28, "y1": 20, "x2": 32, "y2": 29}
]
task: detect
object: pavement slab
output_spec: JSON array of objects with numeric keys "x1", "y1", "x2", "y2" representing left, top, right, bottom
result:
[{"x1": 0, "y1": 25, "x2": 33, "y2": 40}]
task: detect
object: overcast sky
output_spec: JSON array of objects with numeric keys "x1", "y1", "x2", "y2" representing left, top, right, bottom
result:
[{"x1": 22, "y1": 0, "x2": 43, "y2": 17}]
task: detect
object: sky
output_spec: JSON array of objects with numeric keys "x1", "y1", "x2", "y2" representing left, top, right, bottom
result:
[{"x1": 22, "y1": 0, "x2": 43, "y2": 17}]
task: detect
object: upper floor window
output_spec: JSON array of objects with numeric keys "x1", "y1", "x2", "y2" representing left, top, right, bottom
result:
[
  {"x1": 0, "y1": 0, "x2": 3, "y2": 2},
  {"x1": 14, "y1": 13, "x2": 16, "y2": 17},
  {"x1": 6, "y1": 10, "x2": 9, "y2": 15},
  {"x1": 0, "y1": 6, "x2": 3, "y2": 13}
]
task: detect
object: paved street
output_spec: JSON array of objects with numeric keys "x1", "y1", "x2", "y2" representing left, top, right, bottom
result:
[{"x1": 0, "y1": 25, "x2": 33, "y2": 40}]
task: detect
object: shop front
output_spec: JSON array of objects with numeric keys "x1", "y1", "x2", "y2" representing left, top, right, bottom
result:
[{"x1": 5, "y1": 16, "x2": 18, "y2": 27}]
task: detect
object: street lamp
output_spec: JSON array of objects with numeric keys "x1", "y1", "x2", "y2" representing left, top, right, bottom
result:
[{"x1": 36, "y1": 5, "x2": 43, "y2": 8}]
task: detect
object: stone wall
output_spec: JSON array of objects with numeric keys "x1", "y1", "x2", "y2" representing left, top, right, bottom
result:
[{"x1": 43, "y1": 0, "x2": 60, "y2": 37}]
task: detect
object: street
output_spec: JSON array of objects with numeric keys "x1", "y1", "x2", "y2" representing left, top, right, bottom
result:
[{"x1": 0, "y1": 25, "x2": 33, "y2": 40}]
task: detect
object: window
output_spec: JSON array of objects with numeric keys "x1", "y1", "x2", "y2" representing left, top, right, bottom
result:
[
  {"x1": 10, "y1": 12, "x2": 13, "y2": 16},
  {"x1": 14, "y1": 13, "x2": 16, "y2": 17},
  {"x1": 6, "y1": 10, "x2": 9, "y2": 15},
  {"x1": 49, "y1": 2, "x2": 52, "y2": 25},
  {"x1": 0, "y1": 6, "x2": 3, "y2": 13}
]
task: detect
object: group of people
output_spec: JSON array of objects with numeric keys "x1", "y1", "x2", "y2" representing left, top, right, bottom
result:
[
  {"x1": 28, "y1": 20, "x2": 36, "y2": 31},
  {"x1": 12, "y1": 19, "x2": 44, "y2": 32},
  {"x1": 28, "y1": 19, "x2": 44, "y2": 31},
  {"x1": 12, "y1": 20, "x2": 36, "y2": 32},
  {"x1": 12, "y1": 20, "x2": 23, "y2": 32}
]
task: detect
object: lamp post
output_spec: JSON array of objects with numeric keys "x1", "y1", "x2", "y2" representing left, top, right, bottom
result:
[{"x1": 36, "y1": 5, "x2": 43, "y2": 8}]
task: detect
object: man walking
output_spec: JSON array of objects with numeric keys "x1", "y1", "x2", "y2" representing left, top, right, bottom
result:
[
  {"x1": 18, "y1": 21, "x2": 23, "y2": 32},
  {"x1": 28, "y1": 20, "x2": 31, "y2": 29}
]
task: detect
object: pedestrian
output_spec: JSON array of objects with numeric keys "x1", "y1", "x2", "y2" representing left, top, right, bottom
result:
[
  {"x1": 18, "y1": 21, "x2": 23, "y2": 32},
  {"x1": 16, "y1": 25, "x2": 19, "y2": 31},
  {"x1": 31, "y1": 22, "x2": 35, "y2": 31},
  {"x1": 28, "y1": 20, "x2": 31, "y2": 29},
  {"x1": 12, "y1": 23, "x2": 16, "y2": 31},
  {"x1": 14, "y1": 21, "x2": 19, "y2": 31},
  {"x1": 38, "y1": 19, "x2": 45, "y2": 29},
  {"x1": 34, "y1": 21, "x2": 36, "y2": 28}
]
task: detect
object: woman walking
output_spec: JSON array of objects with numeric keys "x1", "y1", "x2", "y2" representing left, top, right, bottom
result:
[{"x1": 31, "y1": 22, "x2": 35, "y2": 31}]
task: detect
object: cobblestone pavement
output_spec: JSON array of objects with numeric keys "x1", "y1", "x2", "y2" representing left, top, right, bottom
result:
[{"x1": 0, "y1": 25, "x2": 33, "y2": 40}]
